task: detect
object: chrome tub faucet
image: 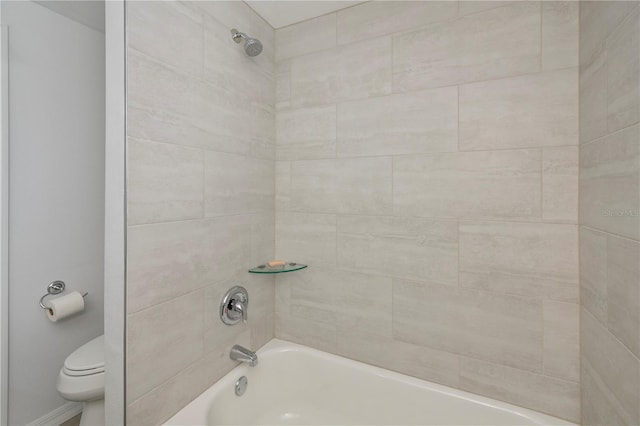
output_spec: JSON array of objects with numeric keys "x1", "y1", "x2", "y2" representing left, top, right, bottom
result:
[{"x1": 230, "y1": 345, "x2": 258, "y2": 367}]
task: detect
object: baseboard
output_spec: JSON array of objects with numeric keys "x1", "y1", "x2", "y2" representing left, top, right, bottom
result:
[{"x1": 27, "y1": 401, "x2": 82, "y2": 426}]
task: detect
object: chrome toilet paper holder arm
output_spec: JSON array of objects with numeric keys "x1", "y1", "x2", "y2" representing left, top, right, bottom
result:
[{"x1": 39, "y1": 280, "x2": 88, "y2": 310}]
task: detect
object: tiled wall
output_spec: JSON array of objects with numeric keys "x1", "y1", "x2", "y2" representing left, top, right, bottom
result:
[
  {"x1": 579, "y1": 2, "x2": 640, "y2": 425},
  {"x1": 125, "y1": 2, "x2": 275, "y2": 424},
  {"x1": 274, "y1": 1, "x2": 580, "y2": 421}
]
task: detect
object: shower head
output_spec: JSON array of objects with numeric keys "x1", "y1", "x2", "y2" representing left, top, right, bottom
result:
[{"x1": 231, "y1": 28, "x2": 263, "y2": 57}]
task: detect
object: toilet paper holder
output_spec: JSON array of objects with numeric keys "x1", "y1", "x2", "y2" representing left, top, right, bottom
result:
[{"x1": 39, "y1": 280, "x2": 88, "y2": 310}]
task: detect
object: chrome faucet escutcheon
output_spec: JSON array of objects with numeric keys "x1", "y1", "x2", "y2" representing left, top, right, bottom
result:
[
  {"x1": 220, "y1": 286, "x2": 249, "y2": 325},
  {"x1": 230, "y1": 345, "x2": 258, "y2": 367}
]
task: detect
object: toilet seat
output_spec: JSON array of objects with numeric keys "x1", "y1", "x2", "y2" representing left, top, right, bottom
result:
[
  {"x1": 56, "y1": 335, "x2": 105, "y2": 403},
  {"x1": 63, "y1": 365, "x2": 104, "y2": 376},
  {"x1": 63, "y1": 335, "x2": 104, "y2": 376}
]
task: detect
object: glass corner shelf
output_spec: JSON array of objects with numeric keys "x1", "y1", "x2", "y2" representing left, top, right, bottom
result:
[{"x1": 248, "y1": 262, "x2": 307, "y2": 274}]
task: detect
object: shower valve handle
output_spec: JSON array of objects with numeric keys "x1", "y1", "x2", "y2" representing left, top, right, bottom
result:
[{"x1": 220, "y1": 286, "x2": 249, "y2": 325}]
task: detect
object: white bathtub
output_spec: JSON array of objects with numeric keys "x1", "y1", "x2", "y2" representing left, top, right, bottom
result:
[{"x1": 165, "y1": 339, "x2": 575, "y2": 426}]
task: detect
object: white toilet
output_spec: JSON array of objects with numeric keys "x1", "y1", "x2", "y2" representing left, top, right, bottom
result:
[{"x1": 56, "y1": 335, "x2": 105, "y2": 426}]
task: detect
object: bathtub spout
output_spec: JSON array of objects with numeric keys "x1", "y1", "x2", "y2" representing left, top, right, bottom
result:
[{"x1": 230, "y1": 345, "x2": 258, "y2": 367}]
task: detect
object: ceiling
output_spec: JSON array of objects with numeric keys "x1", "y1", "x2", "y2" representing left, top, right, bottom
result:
[
  {"x1": 246, "y1": 1, "x2": 365, "y2": 29},
  {"x1": 35, "y1": 0, "x2": 105, "y2": 32},
  {"x1": 34, "y1": 1, "x2": 360, "y2": 35}
]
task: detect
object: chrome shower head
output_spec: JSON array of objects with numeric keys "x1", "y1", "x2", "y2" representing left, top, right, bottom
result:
[{"x1": 231, "y1": 28, "x2": 263, "y2": 57}]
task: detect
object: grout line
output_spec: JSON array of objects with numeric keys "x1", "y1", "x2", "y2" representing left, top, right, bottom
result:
[
  {"x1": 128, "y1": 286, "x2": 207, "y2": 317},
  {"x1": 541, "y1": 297, "x2": 546, "y2": 378},
  {"x1": 391, "y1": 31, "x2": 395, "y2": 94},
  {"x1": 456, "y1": 85, "x2": 460, "y2": 151},
  {"x1": 539, "y1": 0, "x2": 543, "y2": 72},
  {"x1": 201, "y1": 149, "x2": 205, "y2": 219},
  {"x1": 391, "y1": 156, "x2": 395, "y2": 216},
  {"x1": 584, "y1": 225, "x2": 640, "y2": 245},
  {"x1": 280, "y1": 64, "x2": 578, "y2": 112},
  {"x1": 605, "y1": 26, "x2": 611, "y2": 135},
  {"x1": 282, "y1": 145, "x2": 579, "y2": 162},
  {"x1": 201, "y1": 9, "x2": 205, "y2": 81},
  {"x1": 127, "y1": 133, "x2": 274, "y2": 161},
  {"x1": 582, "y1": 307, "x2": 640, "y2": 365},
  {"x1": 541, "y1": 147, "x2": 545, "y2": 221},
  {"x1": 457, "y1": 221, "x2": 461, "y2": 288},
  {"x1": 334, "y1": 12, "x2": 338, "y2": 47},
  {"x1": 580, "y1": 120, "x2": 638, "y2": 147},
  {"x1": 270, "y1": 210, "x2": 579, "y2": 228}
]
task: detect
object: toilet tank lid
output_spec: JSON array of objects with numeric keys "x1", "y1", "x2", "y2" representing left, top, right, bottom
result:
[{"x1": 64, "y1": 335, "x2": 104, "y2": 372}]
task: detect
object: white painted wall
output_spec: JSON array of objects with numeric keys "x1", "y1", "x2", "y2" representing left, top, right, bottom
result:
[{"x1": 2, "y1": 1, "x2": 105, "y2": 424}]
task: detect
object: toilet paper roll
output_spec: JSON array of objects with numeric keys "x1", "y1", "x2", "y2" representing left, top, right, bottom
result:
[{"x1": 46, "y1": 291, "x2": 85, "y2": 322}]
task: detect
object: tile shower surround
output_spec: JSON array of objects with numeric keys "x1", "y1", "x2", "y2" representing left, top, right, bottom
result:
[
  {"x1": 125, "y1": 2, "x2": 275, "y2": 424},
  {"x1": 275, "y1": 1, "x2": 581, "y2": 422},
  {"x1": 122, "y1": 1, "x2": 637, "y2": 424},
  {"x1": 579, "y1": 2, "x2": 640, "y2": 425}
]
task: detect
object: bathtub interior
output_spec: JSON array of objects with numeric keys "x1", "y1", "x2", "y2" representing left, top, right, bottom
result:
[{"x1": 192, "y1": 340, "x2": 574, "y2": 426}]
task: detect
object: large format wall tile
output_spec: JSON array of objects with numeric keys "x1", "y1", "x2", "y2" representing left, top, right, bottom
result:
[
  {"x1": 580, "y1": 124, "x2": 640, "y2": 240},
  {"x1": 543, "y1": 301, "x2": 580, "y2": 382},
  {"x1": 275, "y1": 312, "x2": 337, "y2": 353},
  {"x1": 459, "y1": 222, "x2": 578, "y2": 302},
  {"x1": 579, "y1": 45, "x2": 608, "y2": 144},
  {"x1": 336, "y1": 1, "x2": 456, "y2": 46},
  {"x1": 275, "y1": 161, "x2": 291, "y2": 211},
  {"x1": 127, "y1": 330, "x2": 250, "y2": 425},
  {"x1": 579, "y1": 226, "x2": 608, "y2": 324},
  {"x1": 337, "y1": 216, "x2": 458, "y2": 286},
  {"x1": 276, "y1": 60, "x2": 291, "y2": 109},
  {"x1": 582, "y1": 308, "x2": 640, "y2": 425},
  {"x1": 457, "y1": 1, "x2": 521, "y2": 17},
  {"x1": 336, "y1": 327, "x2": 459, "y2": 388},
  {"x1": 128, "y1": 51, "x2": 252, "y2": 156},
  {"x1": 543, "y1": 146, "x2": 579, "y2": 223},
  {"x1": 337, "y1": 87, "x2": 457, "y2": 157},
  {"x1": 289, "y1": 268, "x2": 337, "y2": 325},
  {"x1": 459, "y1": 69, "x2": 578, "y2": 151},
  {"x1": 127, "y1": 291, "x2": 204, "y2": 404},
  {"x1": 542, "y1": 1, "x2": 578, "y2": 71},
  {"x1": 579, "y1": 1, "x2": 638, "y2": 68},
  {"x1": 460, "y1": 357, "x2": 580, "y2": 422},
  {"x1": 277, "y1": 105, "x2": 336, "y2": 160},
  {"x1": 393, "y1": 279, "x2": 543, "y2": 372},
  {"x1": 276, "y1": 14, "x2": 336, "y2": 62},
  {"x1": 127, "y1": 1, "x2": 203, "y2": 77},
  {"x1": 127, "y1": 216, "x2": 251, "y2": 314},
  {"x1": 607, "y1": 6, "x2": 640, "y2": 132},
  {"x1": 332, "y1": 270, "x2": 392, "y2": 337},
  {"x1": 127, "y1": 354, "x2": 208, "y2": 425},
  {"x1": 291, "y1": 157, "x2": 392, "y2": 214},
  {"x1": 581, "y1": 353, "x2": 631, "y2": 426},
  {"x1": 580, "y1": 7, "x2": 640, "y2": 423},
  {"x1": 393, "y1": 150, "x2": 541, "y2": 221},
  {"x1": 128, "y1": 220, "x2": 208, "y2": 314},
  {"x1": 607, "y1": 234, "x2": 640, "y2": 357},
  {"x1": 265, "y1": 1, "x2": 584, "y2": 421},
  {"x1": 393, "y1": 2, "x2": 540, "y2": 91},
  {"x1": 276, "y1": 212, "x2": 337, "y2": 267},
  {"x1": 128, "y1": 138, "x2": 203, "y2": 225},
  {"x1": 204, "y1": 151, "x2": 274, "y2": 217},
  {"x1": 127, "y1": 2, "x2": 275, "y2": 424},
  {"x1": 251, "y1": 212, "x2": 275, "y2": 266},
  {"x1": 290, "y1": 36, "x2": 392, "y2": 107},
  {"x1": 287, "y1": 267, "x2": 394, "y2": 336}
]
